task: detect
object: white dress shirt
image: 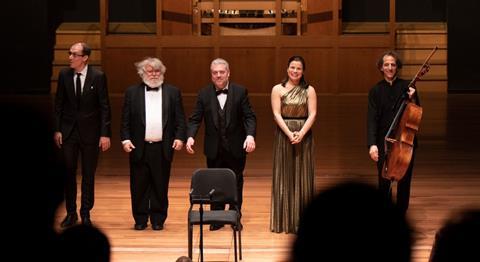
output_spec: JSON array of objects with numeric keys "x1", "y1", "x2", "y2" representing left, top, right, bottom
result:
[
  {"x1": 74, "y1": 65, "x2": 88, "y2": 94},
  {"x1": 217, "y1": 83, "x2": 229, "y2": 109},
  {"x1": 144, "y1": 85, "x2": 163, "y2": 142}
]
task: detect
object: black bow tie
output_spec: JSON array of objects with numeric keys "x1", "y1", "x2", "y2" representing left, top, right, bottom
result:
[
  {"x1": 146, "y1": 86, "x2": 160, "y2": 92},
  {"x1": 216, "y1": 88, "x2": 228, "y2": 95}
]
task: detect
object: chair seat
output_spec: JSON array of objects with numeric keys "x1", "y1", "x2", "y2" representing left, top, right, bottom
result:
[{"x1": 189, "y1": 210, "x2": 239, "y2": 225}]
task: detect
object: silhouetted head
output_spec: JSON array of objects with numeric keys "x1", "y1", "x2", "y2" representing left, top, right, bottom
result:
[
  {"x1": 59, "y1": 224, "x2": 111, "y2": 262},
  {"x1": 292, "y1": 181, "x2": 412, "y2": 262},
  {"x1": 429, "y1": 208, "x2": 480, "y2": 262},
  {"x1": 176, "y1": 256, "x2": 193, "y2": 262},
  {"x1": 1, "y1": 99, "x2": 64, "y2": 260}
]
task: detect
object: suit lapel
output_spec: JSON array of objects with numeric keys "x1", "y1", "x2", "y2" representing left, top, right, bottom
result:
[
  {"x1": 225, "y1": 83, "x2": 233, "y2": 127},
  {"x1": 162, "y1": 85, "x2": 169, "y2": 130},
  {"x1": 210, "y1": 84, "x2": 220, "y2": 129},
  {"x1": 83, "y1": 66, "x2": 94, "y2": 98},
  {"x1": 138, "y1": 84, "x2": 146, "y2": 126},
  {"x1": 65, "y1": 70, "x2": 76, "y2": 105}
]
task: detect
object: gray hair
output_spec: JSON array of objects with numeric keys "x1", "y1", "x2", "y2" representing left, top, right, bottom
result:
[
  {"x1": 78, "y1": 42, "x2": 91, "y2": 56},
  {"x1": 211, "y1": 58, "x2": 230, "y2": 71},
  {"x1": 71, "y1": 42, "x2": 91, "y2": 57},
  {"x1": 134, "y1": 57, "x2": 167, "y2": 77}
]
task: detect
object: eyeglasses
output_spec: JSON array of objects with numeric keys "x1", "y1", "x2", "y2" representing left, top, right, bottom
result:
[{"x1": 68, "y1": 51, "x2": 85, "y2": 57}]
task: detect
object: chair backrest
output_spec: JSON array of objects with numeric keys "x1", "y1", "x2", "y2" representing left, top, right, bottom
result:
[{"x1": 190, "y1": 168, "x2": 238, "y2": 206}]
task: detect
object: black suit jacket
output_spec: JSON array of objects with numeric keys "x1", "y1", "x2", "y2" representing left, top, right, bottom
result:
[
  {"x1": 54, "y1": 66, "x2": 111, "y2": 143},
  {"x1": 187, "y1": 82, "x2": 256, "y2": 159},
  {"x1": 367, "y1": 78, "x2": 420, "y2": 153},
  {"x1": 120, "y1": 83, "x2": 186, "y2": 162}
]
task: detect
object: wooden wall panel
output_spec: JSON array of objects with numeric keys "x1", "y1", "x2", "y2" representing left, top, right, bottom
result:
[
  {"x1": 338, "y1": 48, "x2": 385, "y2": 93},
  {"x1": 103, "y1": 48, "x2": 156, "y2": 94},
  {"x1": 278, "y1": 48, "x2": 335, "y2": 93},
  {"x1": 101, "y1": 36, "x2": 393, "y2": 95},
  {"x1": 219, "y1": 48, "x2": 277, "y2": 94},
  {"x1": 306, "y1": 0, "x2": 335, "y2": 35},
  {"x1": 162, "y1": 1, "x2": 192, "y2": 35},
  {"x1": 160, "y1": 48, "x2": 214, "y2": 94}
]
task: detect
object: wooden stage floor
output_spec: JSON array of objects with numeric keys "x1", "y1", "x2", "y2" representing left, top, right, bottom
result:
[{"x1": 49, "y1": 93, "x2": 479, "y2": 262}]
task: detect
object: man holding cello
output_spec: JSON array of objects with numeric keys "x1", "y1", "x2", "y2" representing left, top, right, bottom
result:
[{"x1": 367, "y1": 50, "x2": 419, "y2": 214}]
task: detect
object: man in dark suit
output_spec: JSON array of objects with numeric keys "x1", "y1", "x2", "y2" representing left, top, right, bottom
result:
[
  {"x1": 186, "y1": 58, "x2": 257, "y2": 230},
  {"x1": 54, "y1": 42, "x2": 112, "y2": 227},
  {"x1": 121, "y1": 57, "x2": 186, "y2": 231},
  {"x1": 367, "y1": 50, "x2": 418, "y2": 214}
]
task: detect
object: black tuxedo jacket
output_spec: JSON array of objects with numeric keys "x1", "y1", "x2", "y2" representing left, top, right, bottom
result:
[
  {"x1": 120, "y1": 83, "x2": 186, "y2": 162},
  {"x1": 187, "y1": 82, "x2": 256, "y2": 159},
  {"x1": 54, "y1": 66, "x2": 111, "y2": 143}
]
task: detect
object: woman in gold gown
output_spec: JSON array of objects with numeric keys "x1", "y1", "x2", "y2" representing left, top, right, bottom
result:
[{"x1": 270, "y1": 56, "x2": 317, "y2": 233}]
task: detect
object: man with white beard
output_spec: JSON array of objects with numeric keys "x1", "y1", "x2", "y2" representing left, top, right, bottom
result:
[{"x1": 121, "y1": 57, "x2": 186, "y2": 231}]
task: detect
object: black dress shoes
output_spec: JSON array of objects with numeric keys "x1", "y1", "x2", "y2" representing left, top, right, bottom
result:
[
  {"x1": 134, "y1": 223, "x2": 147, "y2": 230},
  {"x1": 81, "y1": 216, "x2": 92, "y2": 226},
  {"x1": 152, "y1": 224, "x2": 164, "y2": 230},
  {"x1": 209, "y1": 224, "x2": 224, "y2": 231},
  {"x1": 61, "y1": 213, "x2": 78, "y2": 228}
]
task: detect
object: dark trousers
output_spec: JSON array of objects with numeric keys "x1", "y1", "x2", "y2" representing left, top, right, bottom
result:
[
  {"x1": 377, "y1": 151, "x2": 415, "y2": 214},
  {"x1": 62, "y1": 128, "x2": 99, "y2": 217},
  {"x1": 207, "y1": 149, "x2": 246, "y2": 211},
  {"x1": 130, "y1": 141, "x2": 171, "y2": 225}
]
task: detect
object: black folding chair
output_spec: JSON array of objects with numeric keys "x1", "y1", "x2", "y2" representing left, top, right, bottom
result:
[{"x1": 188, "y1": 168, "x2": 242, "y2": 262}]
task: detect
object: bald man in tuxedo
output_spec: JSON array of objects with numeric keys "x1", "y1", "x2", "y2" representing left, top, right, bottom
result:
[{"x1": 54, "y1": 42, "x2": 111, "y2": 227}]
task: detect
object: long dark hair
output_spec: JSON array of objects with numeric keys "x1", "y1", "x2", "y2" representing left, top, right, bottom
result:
[{"x1": 281, "y1": 55, "x2": 309, "y2": 89}]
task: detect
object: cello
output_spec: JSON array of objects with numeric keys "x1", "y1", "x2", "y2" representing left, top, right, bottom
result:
[{"x1": 382, "y1": 46, "x2": 438, "y2": 181}]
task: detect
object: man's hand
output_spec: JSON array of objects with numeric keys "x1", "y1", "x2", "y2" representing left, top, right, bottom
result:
[
  {"x1": 54, "y1": 132, "x2": 62, "y2": 148},
  {"x1": 172, "y1": 139, "x2": 184, "y2": 151},
  {"x1": 369, "y1": 145, "x2": 379, "y2": 162},
  {"x1": 122, "y1": 140, "x2": 135, "y2": 153},
  {"x1": 99, "y1": 136, "x2": 111, "y2": 152},
  {"x1": 243, "y1": 135, "x2": 256, "y2": 153},
  {"x1": 407, "y1": 86, "x2": 416, "y2": 99},
  {"x1": 186, "y1": 137, "x2": 195, "y2": 154}
]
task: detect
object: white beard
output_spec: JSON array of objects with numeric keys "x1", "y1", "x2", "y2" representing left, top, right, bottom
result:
[{"x1": 143, "y1": 75, "x2": 164, "y2": 88}]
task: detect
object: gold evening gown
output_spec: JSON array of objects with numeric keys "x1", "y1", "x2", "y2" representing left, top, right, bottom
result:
[{"x1": 270, "y1": 85, "x2": 315, "y2": 234}]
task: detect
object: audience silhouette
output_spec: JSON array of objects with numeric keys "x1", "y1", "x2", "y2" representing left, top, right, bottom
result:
[
  {"x1": 292, "y1": 181, "x2": 412, "y2": 262},
  {"x1": 1, "y1": 100, "x2": 65, "y2": 261},
  {"x1": 3, "y1": 99, "x2": 475, "y2": 262},
  {"x1": 176, "y1": 255, "x2": 193, "y2": 262},
  {"x1": 429, "y1": 208, "x2": 480, "y2": 262},
  {"x1": 58, "y1": 224, "x2": 111, "y2": 262}
]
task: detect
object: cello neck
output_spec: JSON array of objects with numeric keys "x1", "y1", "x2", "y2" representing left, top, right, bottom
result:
[{"x1": 408, "y1": 46, "x2": 438, "y2": 90}]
